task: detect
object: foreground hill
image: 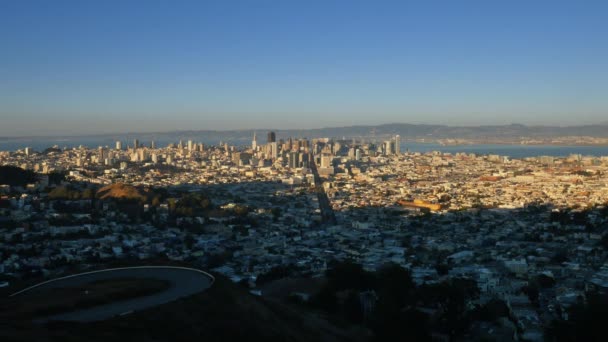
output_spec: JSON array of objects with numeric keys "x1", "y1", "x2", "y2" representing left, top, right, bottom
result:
[{"x1": 0, "y1": 275, "x2": 368, "y2": 342}]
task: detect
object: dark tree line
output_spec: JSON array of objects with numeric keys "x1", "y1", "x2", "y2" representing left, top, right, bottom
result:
[
  {"x1": 0, "y1": 165, "x2": 37, "y2": 186},
  {"x1": 310, "y1": 260, "x2": 480, "y2": 341}
]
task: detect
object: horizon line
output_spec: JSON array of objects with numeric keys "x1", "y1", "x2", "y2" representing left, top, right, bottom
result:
[{"x1": 2, "y1": 121, "x2": 608, "y2": 140}]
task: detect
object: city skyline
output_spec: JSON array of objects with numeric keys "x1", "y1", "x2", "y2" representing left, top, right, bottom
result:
[
  {"x1": 2, "y1": 1, "x2": 608, "y2": 136},
  {"x1": 3, "y1": 2, "x2": 608, "y2": 340}
]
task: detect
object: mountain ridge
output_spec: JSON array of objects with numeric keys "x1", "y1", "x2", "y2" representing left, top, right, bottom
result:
[{"x1": 3, "y1": 123, "x2": 608, "y2": 141}]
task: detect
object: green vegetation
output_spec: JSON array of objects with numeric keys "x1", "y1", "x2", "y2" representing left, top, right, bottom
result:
[
  {"x1": 171, "y1": 193, "x2": 211, "y2": 217},
  {"x1": 310, "y1": 260, "x2": 481, "y2": 341},
  {"x1": 48, "y1": 185, "x2": 96, "y2": 200},
  {"x1": 0, "y1": 165, "x2": 37, "y2": 186},
  {"x1": 546, "y1": 292, "x2": 608, "y2": 342}
]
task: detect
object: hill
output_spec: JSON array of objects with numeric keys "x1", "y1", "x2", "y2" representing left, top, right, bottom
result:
[
  {"x1": 0, "y1": 275, "x2": 368, "y2": 342},
  {"x1": 0, "y1": 165, "x2": 37, "y2": 186},
  {"x1": 7, "y1": 123, "x2": 608, "y2": 146},
  {"x1": 96, "y1": 183, "x2": 148, "y2": 202}
]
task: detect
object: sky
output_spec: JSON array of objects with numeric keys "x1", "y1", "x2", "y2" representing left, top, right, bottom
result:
[{"x1": 1, "y1": 0, "x2": 607, "y2": 136}]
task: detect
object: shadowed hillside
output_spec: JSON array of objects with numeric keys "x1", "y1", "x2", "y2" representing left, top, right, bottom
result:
[
  {"x1": 0, "y1": 275, "x2": 368, "y2": 342},
  {"x1": 0, "y1": 165, "x2": 37, "y2": 187}
]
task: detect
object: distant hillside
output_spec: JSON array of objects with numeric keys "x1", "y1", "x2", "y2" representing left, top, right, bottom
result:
[
  {"x1": 151, "y1": 123, "x2": 608, "y2": 140},
  {"x1": 0, "y1": 275, "x2": 368, "y2": 342},
  {"x1": 272, "y1": 123, "x2": 608, "y2": 140},
  {"x1": 5, "y1": 123, "x2": 608, "y2": 144},
  {"x1": 0, "y1": 165, "x2": 37, "y2": 186},
  {"x1": 96, "y1": 183, "x2": 148, "y2": 201}
]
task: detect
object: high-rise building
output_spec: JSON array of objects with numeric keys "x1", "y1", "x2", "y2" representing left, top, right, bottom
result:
[
  {"x1": 289, "y1": 151, "x2": 300, "y2": 168},
  {"x1": 133, "y1": 139, "x2": 139, "y2": 149},
  {"x1": 24, "y1": 147, "x2": 32, "y2": 156},
  {"x1": 320, "y1": 153, "x2": 332, "y2": 168},
  {"x1": 383, "y1": 140, "x2": 392, "y2": 155},
  {"x1": 270, "y1": 142, "x2": 278, "y2": 159},
  {"x1": 348, "y1": 148, "x2": 355, "y2": 160},
  {"x1": 151, "y1": 140, "x2": 156, "y2": 149},
  {"x1": 252, "y1": 132, "x2": 257, "y2": 150},
  {"x1": 395, "y1": 135, "x2": 401, "y2": 154},
  {"x1": 115, "y1": 141, "x2": 122, "y2": 150},
  {"x1": 267, "y1": 131, "x2": 276, "y2": 143},
  {"x1": 287, "y1": 137, "x2": 293, "y2": 151},
  {"x1": 98, "y1": 146, "x2": 105, "y2": 163},
  {"x1": 188, "y1": 140, "x2": 193, "y2": 152}
]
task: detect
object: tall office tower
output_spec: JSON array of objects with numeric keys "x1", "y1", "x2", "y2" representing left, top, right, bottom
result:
[
  {"x1": 151, "y1": 140, "x2": 156, "y2": 149},
  {"x1": 138, "y1": 149, "x2": 147, "y2": 161},
  {"x1": 301, "y1": 152, "x2": 310, "y2": 168},
  {"x1": 24, "y1": 147, "x2": 32, "y2": 156},
  {"x1": 115, "y1": 141, "x2": 122, "y2": 150},
  {"x1": 133, "y1": 139, "x2": 139, "y2": 149},
  {"x1": 333, "y1": 142, "x2": 341, "y2": 154},
  {"x1": 178, "y1": 140, "x2": 184, "y2": 150},
  {"x1": 289, "y1": 151, "x2": 299, "y2": 168},
  {"x1": 384, "y1": 140, "x2": 395, "y2": 156},
  {"x1": 395, "y1": 135, "x2": 401, "y2": 154},
  {"x1": 98, "y1": 147, "x2": 105, "y2": 163},
  {"x1": 320, "y1": 153, "x2": 332, "y2": 168},
  {"x1": 267, "y1": 131, "x2": 276, "y2": 143},
  {"x1": 270, "y1": 142, "x2": 278, "y2": 159},
  {"x1": 348, "y1": 148, "x2": 356, "y2": 160},
  {"x1": 355, "y1": 148, "x2": 361, "y2": 161},
  {"x1": 151, "y1": 153, "x2": 158, "y2": 163},
  {"x1": 287, "y1": 137, "x2": 293, "y2": 151},
  {"x1": 188, "y1": 140, "x2": 193, "y2": 152},
  {"x1": 252, "y1": 132, "x2": 258, "y2": 150}
]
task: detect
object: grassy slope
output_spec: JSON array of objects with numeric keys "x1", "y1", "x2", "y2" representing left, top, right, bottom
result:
[{"x1": 0, "y1": 275, "x2": 369, "y2": 342}]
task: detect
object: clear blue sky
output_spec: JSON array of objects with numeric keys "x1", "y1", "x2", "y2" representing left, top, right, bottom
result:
[{"x1": 1, "y1": 0, "x2": 607, "y2": 136}]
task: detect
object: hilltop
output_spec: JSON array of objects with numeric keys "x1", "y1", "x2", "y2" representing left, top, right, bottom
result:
[
  {"x1": 96, "y1": 183, "x2": 149, "y2": 202},
  {"x1": 0, "y1": 165, "x2": 37, "y2": 187},
  {"x1": 0, "y1": 275, "x2": 368, "y2": 342}
]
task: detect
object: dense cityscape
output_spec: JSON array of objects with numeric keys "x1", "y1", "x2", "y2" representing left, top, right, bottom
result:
[
  {"x1": 2, "y1": 131, "x2": 608, "y2": 340},
  {"x1": 3, "y1": 1, "x2": 608, "y2": 340}
]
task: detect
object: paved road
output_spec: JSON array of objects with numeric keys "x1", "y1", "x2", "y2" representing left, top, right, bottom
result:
[
  {"x1": 310, "y1": 161, "x2": 337, "y2": 225},
  {"x1": 11, "y1": 266, "x2": 214, "y2": 322}
]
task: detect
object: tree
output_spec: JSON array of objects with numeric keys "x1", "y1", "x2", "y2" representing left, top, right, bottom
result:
[
  {"x1": 232, "y1": 204, "x2": 250, "y2": 217},
  {"x1": 82, "y1": 188, "x2": 95, "y2": 199},
  {"x1": 546, "y1": 292, "x2": 608, "y2": 342},
  {"x1": 418, "y1": 278, "x2": 479, "y2": 339},
  {"x1": 0, "y1": 165, "x2": 37, "y2": 186},
  {"x1": 184, "y1": 234, "x2": 195, "y2": 249}
]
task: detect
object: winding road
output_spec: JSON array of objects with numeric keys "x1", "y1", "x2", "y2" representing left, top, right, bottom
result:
[{"x1": 10, "y1": 266, "x2": 214, "y2": 322}]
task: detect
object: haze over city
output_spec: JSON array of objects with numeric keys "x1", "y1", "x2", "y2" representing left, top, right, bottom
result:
[{"x1": 2, "y1": 0, "x2": 608, "y2": 136}]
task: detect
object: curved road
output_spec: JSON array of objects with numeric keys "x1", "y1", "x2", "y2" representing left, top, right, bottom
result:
[{"x1": 10, "y1": 266, "x2": 214, "y2": 323}]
